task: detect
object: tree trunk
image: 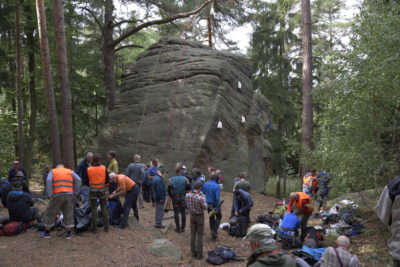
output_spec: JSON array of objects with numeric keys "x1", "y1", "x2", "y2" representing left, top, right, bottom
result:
[
  {"x1": 104, "y1": 0, "x2": 116, "y2": 111},
  {"x1": 35, "y1": 0, "x2": 62, "y2": 167},
  {"x1": 301, "y1": 0, "x2": 313, "y2": 176},
  {"x1": 24, "y1": 1, "x2": 38, "y2": 185},
  {"x1": 207, "y1": 14, "x2": 213, "y2": 48},
  {"x1": 53, "y1": 0, "x2": 75, "y2": 169},
  {"x1": 15, "y1": 0, "x2": 25, "y2": 165}
]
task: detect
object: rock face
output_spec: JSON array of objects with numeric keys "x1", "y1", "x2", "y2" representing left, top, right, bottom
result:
[{"x1": 95, "y1": 38, "x2": 272, "y2": 191}]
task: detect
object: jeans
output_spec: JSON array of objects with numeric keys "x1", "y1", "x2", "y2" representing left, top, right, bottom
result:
[
  {"x1": 45, "y1": 194, "x2": 74, "y2": 230},
  {"x1": 121, "y1": 185, "x2": 139, "y2": 227},
  {"x1": 173, "y1": 206, "x2": 186, "y2": 231},
  {"x1": 190, "y1": 214, "x2": 204, "y2": 257},
  {"x1": 208, "y1": 205, "x2": 222, "y2": 238},
  {"x1": 155, "y1": 201, "x2": 165, "y2": 226},
  {"x1": 90, "y1": 190, "x2": 109, "y2": 231}
]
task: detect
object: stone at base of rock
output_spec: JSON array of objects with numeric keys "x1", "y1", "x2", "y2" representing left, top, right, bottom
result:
[{"x1": 147, "y1": 238, "x2": 182, "y2": 260}]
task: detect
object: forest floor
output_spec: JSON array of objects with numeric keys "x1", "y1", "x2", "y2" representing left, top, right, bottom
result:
[{"x1": 0, "y1": 181, "x2": 392, "y2": 267}]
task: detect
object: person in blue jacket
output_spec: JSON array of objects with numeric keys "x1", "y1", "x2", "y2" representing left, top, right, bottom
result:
[{"x1": 202, "y1": 171, "x2": 221, "y2": 240}]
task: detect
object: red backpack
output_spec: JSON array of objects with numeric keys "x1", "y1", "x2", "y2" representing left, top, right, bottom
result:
[{"x1": 0, "y1": 221, "x2": 30, "y2": 236}]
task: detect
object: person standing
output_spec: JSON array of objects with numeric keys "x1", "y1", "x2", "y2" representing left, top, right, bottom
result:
[
  {"x1": 41, "y1": 164, "x2": 81, "y2": 239},
  {"x1": 152, "y1": 166, "x2": 167, "y2": 229},
  {"x1": 87, "y1": 155, "x2": 109, "y2": 233},
  {"x1": 143, "y1": 159, "x2": 159, "y2": 205},
  {"x1": 76, "y1": 152, "x2": 93, "y2": 186},
  {"x1": 302, "y1": 169, "x2": 317, "y2": 197},
  {"x1": 107, "y1": 151, "x2": 119, "y2": 174},
  {"x1": 287, "y1": 192, "x2": 314, "y2": 240},
  {"x1": 109, "y1": 173, "x2": 140, "y2": 228},
  {"x1": 125, "y1": 154, "x2": 145, "y2": 209},
  {"x1": 186, "y1": 181, "x2": 208, "y2": 259},
  {"x1": 168, "y1": 163, "x2": 189, "y2": 233},
  {"x1": 202, "y1": 170, "x2": 221, "y2": 240},
  {"x1": 233, "y1": 172, "x2": 251, "y2": 192},
  {"x1": 190, "y1": 168, "x2": 205, "y2": 191},
  {"x1": 376, "y1": 176, "x2": 400, "y2": 267}
]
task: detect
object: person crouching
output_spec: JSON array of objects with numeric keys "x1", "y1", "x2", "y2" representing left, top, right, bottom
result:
[{"x1": 7, "y1": 180, "x2": 38, "y2": 224}]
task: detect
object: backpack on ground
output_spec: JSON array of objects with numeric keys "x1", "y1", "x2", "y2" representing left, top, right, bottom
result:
[
  {"x1": 207, "y1": 246, "x2": 242, "y2": 265},
  {"x1": 108, "y1": 199, "x2": 122, "y2": 225},
  {"x1": 1, "y1": 221, "x2": 30, "y2": 236},
  {"x1": 228, "y1": 216, "x2": 247, "y2": 237}
]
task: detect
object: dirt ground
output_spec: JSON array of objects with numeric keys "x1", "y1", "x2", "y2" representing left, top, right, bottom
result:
[{"x1": 0, "y1": 189, "x2": 392, "y2": 267}]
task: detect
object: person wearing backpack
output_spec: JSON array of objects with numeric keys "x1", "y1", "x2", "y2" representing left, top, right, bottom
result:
[
  {"x1": 186, "y1": 181, "x2": 207, "y2": 259},
  {"x1": 7, "y1": 180, "x2": 38, "y2": 223},
  {"x1": 316, "y1": 171, "x2": 332, "y2": 211},
  {"x1": 41, "y1": 164, "x2": 81, "y2": 239},
  {"x1": 302, "y1": 169, "x2": 317, "y2": 197},
  {"x1": 244, "y1": 224, "x2": 296, "y2": 267},
  {"x1": 168, "y1": 163, "x2": 190, "y2": 233}
]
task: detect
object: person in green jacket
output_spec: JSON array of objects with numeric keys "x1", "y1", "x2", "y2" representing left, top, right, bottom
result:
[{"x1": 244, "y1": 224, "x2": 296, "y2": 267}]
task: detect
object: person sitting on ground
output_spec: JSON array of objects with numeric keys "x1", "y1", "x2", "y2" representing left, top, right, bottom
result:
[
  {"x1": 233, "y1": 189, "x2": 253, "y2": 228},
  {"x1": 168, "y1": 163, "x2": 190, "y2": 233},
  {"x1": 109, "y1": 172, "x2": 140, "y2": 228},
  {"x1": 319, "y1": 235, "x2": 361, "y2": 267},
  {"x1": 190, "y1": 168, "x2": 205, "y2": 191},
  {"x1": 76, "y1": 152, "x2": 93, "y2": 186},
  {"x1": 186, "y1": 181, "x2": 208, "y2": 259},
  {"x1": 152, "y1": 166, "x2": 167, "y2": 229},
  {"x1": 2, "y1": 171, "x2": 25, "y2": 207},
  {"x1": 7, "y1": 180, "x2": 38, "y2": 223},
  {"x1": 202, "y1": 168, "x2": 222, "y2": 240},
  {"x1": 244, "y1": 223, "x2": 296, "y2": 267},
  {"x1": 303, "y1": 169, "x2": 317, "y2": 197},
  {"x1": 87, "y1": 155, "x2": 110, "y2": 233},
  {"x1": 278, "y1": 213, "x2": 301, "y2": 249},
  {"x1": 233, "y1": 172, "x2": 251, "y2": 192},
  {"x1": 107, "y1": 151, "x2": 119, "y2": 174},
  {"x1": 42, "y1": 164, "x2": 81, "y2": 239},
  {"x1": 287, "y1": 192, "x2": 314, "y2": 241},
  {"x1": 125, "y1": 154, "x2": 146, "y2": 209}
]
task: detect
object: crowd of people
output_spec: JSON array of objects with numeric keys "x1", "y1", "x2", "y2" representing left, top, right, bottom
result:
[{"x1": 0, "y1": 155, "x2": 399, "y2": 267}]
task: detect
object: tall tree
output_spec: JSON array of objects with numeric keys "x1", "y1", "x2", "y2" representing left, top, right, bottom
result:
[
  {"x1": 15, "y1": 0, "x2": 24, "y2": 164},
  {"x1": 83, "y1": 0, "x2": 214, "y2": 111},
  {"x1": 35, "y1": 0, "x2": 62, "y2": 166},
  {"x1": 53, "y1": 0, "x2": 75, "y2": 168},
  {"x1": 300, "y1": 0, "x2": 313, "y2": 175}
]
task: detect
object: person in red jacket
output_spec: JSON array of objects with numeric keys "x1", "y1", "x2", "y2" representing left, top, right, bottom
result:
[{"x1": 287, "y1": 192, "x2": 314, "y2": 240}]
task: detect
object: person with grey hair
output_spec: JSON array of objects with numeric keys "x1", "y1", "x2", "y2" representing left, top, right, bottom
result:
[
  {"x1": 76, "y1": 152, "x2": 93, "y2": 186},
  {"x1": 125, "y1": 154, "x2": 145, "y2": 209},
  {"x1": 244, "y1": 223, "x2": 296, "y2": 267}
]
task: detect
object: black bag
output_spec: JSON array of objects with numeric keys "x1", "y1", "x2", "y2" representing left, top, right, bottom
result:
[
  {"x1": 229, "y1": 216, "x2": 247, "y2": 237},
  {"x1": 207, "y1": 246, "x2": 242, "y2": 265}
]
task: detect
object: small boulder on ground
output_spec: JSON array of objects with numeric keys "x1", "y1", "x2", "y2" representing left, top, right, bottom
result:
[{"x1": 147, "y1": 238, "x2": 182, "y2": 260}]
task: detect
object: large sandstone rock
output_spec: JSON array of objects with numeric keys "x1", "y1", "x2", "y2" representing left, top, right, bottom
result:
[{"x1": 95, "y1": 38, "x2": 272, "y2": 191}]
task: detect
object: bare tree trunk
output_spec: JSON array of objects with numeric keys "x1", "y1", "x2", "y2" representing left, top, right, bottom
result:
[
  {"x1": 301, "y1": 0, "x2": 313, "y2": 176},
  {"x1": 24, "y1": 1, "x2": 38, "y2": 185},
  {"x1": 15, "y1": 0, "x2": 25, "y2": 165},
  {"x1": 207, "y1": 14, "x2": 213, "y2": 48},
  {"x1": 104, "y1": 0, "x2": 116, "y2": 111},
  {"x1": 53, "y1": 0, "x2": 75, "y2": 169},
  {"x1": 35, "y1": 0, "x2": 62, "y2": 166}
]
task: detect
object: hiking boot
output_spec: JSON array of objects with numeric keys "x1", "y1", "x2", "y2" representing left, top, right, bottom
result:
[
  {"x1": 118, "y1": 224, "x2": 127, "y2": 229},
  {"x1": 104, "y1": 227, "x2": 109, "y2": 233},
  {"x1": 211, "y1": 233, "x2": 217, "y2": 240},
  {"x1": 65, "y1": 231, "x2": 72, "y2": 240},
  {"x1": 196, "y1": 254, "x2": 203, "y2": 259},
  {"x1": 155, "y1": 225, "x2": 166, "y2": 229},
  {"x1": 174, "y1": 228, "x2": 180, "y2": 233},
  {"x1": 180, "y1": 227, "x2": 185, "y2": 233},
  {"x1": 91, "y1": 228, "x2": 98, "y2": 234},
  {"x1": 40, "y1": 231, "x2": 51, "y2": 239}
]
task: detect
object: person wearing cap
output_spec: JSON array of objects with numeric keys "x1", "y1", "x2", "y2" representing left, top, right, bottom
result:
[
  {"x1": 287, "y1": 192, "x2": 313, "y2": 240},
  {"x1": 168, "y1": 162, "x2": 190, "y2": 233},
  {"x1": 186, "y1": 181, "x2": 208, "y2": 259},
  {"x1": 152, "y1": 166, "x2": 167, "y2": 229},
  {"x1": 109, "y1": 172, "x2": 140, "y2": 228},
  {"x1": 6, "y1": 180, "x2": 38, "y2": 223},
  {"x1": 244, "y1": 223, "x2": 296, "y2": 267},
  {"x1": 42, "y1": 164, "x2": 81, "y2": 239}
]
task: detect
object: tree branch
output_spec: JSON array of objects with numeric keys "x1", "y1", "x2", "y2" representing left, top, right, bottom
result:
[
  {"x1": 115, "y1": 44, "x2": 144, "y2": 52},
  {"x1": 113, "y1": 19, "x2": 139, "y2": 28},
  {"x1": 111, "y1": 0, "x2": 214, "y2": 47},
  {"x1": 82, "y1": 7, "x2": 104, "y2": 33}
]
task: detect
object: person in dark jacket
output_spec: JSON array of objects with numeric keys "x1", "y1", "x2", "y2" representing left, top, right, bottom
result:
[
  {"x1": 76, "y1": 152, "x2": 93, "y2": 186},
  {"x1": 152, "y1": 166, "x2": 167, "y2": 229},
  {"x1": 7, "y1": 181, "x2": 38, "y2": 223},
  {"x1": 2, "y1": 171, "x2": 25, "y2": 207},
  {"x1": 244, "y1": 224, "x2": 296, "y2": 267},
  {"x1": 233, "y1": 189, "x2": 253, "y2": 228},
  {"x1": 8, "y1": 160, "x2": 28, "y2": 182},
  {"x1": 125, "y1": 154, "x2": 146, "y2": 209}
]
